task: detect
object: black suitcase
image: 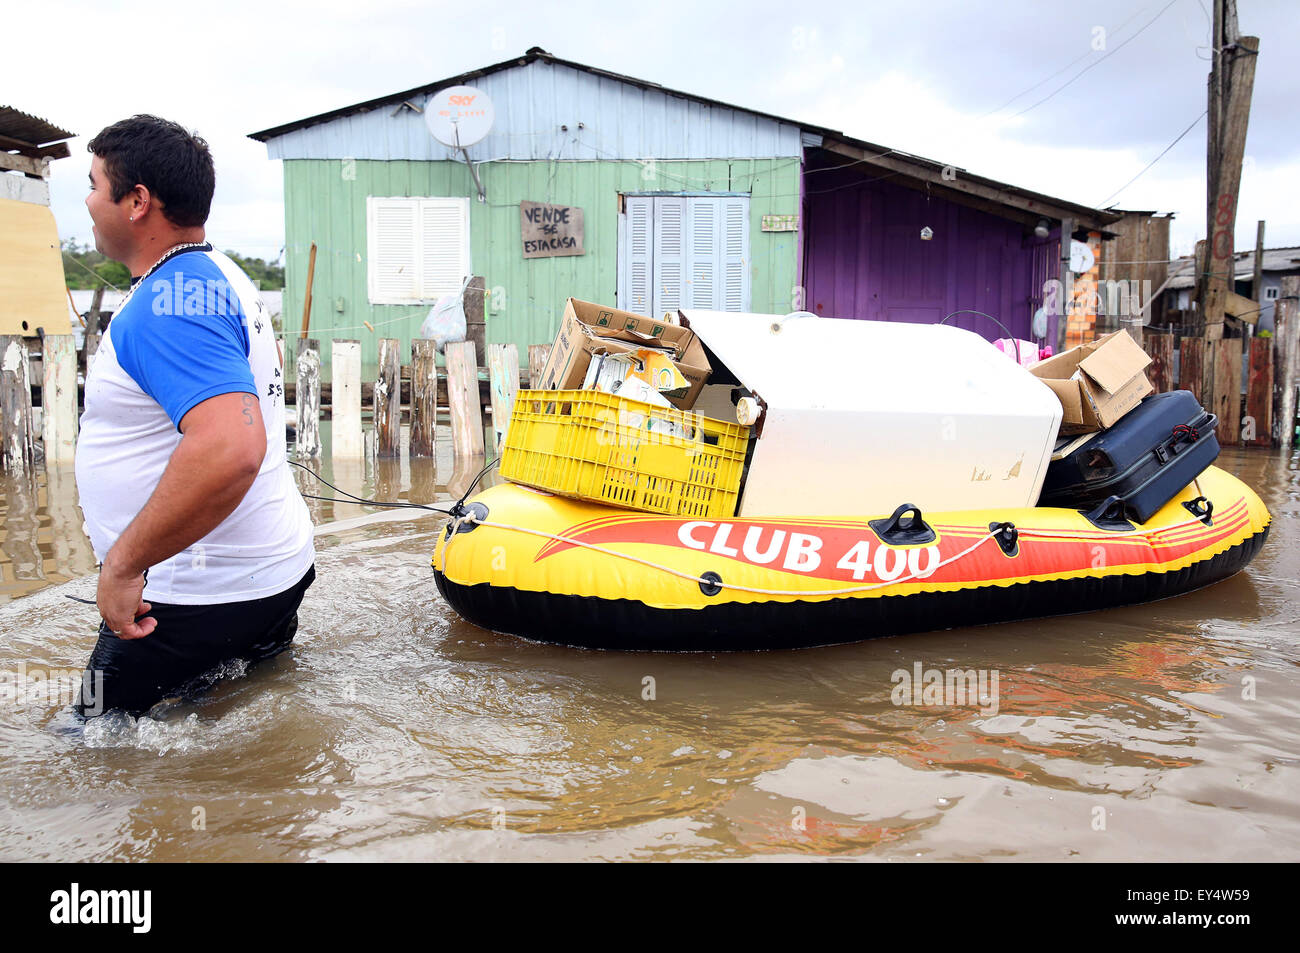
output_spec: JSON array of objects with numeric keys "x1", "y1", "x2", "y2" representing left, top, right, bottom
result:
[{"x1": 1039, "y1": 391, "x2": 1219, "y2": 524}]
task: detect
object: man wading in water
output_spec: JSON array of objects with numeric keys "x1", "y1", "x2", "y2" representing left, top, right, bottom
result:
[{"x1": 74, "y1": 115, "x2": 315, "y2": 718}]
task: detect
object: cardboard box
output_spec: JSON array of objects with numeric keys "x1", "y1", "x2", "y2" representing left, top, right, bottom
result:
[
  {"x1": 537, "y1": 299, "x2": 711, "y2": 409},
  {"x1": 1029, "y1": 330, "x2": 1153, "y2": 434}
]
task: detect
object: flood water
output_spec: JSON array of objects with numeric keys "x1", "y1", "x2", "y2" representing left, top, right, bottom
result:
[{"x1": 1, "y1": 432, "x2": 1297, "y2": 862}]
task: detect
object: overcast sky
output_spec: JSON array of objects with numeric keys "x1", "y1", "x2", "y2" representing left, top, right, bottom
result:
[{"x1": 13, "y1": 0, "x2": 1299, "y2": 266}]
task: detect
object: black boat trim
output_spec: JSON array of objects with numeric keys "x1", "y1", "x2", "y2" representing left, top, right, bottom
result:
[{"x1": 432, "y1": 527, "x2": 1269, "y2": 652}]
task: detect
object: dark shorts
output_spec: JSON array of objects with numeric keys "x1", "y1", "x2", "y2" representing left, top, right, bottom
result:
[{"x1": 76, "y1": 565, "x2": 315, "y2": 718}]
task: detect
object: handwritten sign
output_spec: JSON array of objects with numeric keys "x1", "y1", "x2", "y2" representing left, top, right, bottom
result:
[
  {"x1": 761, "y1": 214, "x2": 798, "y2": 232},
  {"x1": 521, "y1": 201, "x2": 585, "y2": 259}
]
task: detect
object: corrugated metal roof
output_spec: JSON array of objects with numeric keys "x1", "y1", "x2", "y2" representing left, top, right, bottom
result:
[
  {"x1": 1166, "y1": 245, "x2": 1300, "y2": 289},
  {"x1": 249, "y1": 47, "x2": 1122, "y2": 230},
  {"x1": 261, "y1": 59, "x2": 803, "y2": 162},
  {"x1": 0, "y1": 106, "x2": 74, "y2": 147},
  {"x1": 249, "y1": 47, "x2": 835, "y2": 145}
]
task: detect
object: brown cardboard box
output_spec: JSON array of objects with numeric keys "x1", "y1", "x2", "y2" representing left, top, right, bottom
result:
[
  {"x1": 1029, "y1": 330, "x2": 1153, "y2": 435},
  {"x1": 537, "y1": 299, "x2": 711, "y2": 409}
]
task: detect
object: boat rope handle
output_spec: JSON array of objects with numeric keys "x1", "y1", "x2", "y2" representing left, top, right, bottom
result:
[
  {"x1": 440, "y1": 510, "x2": 1217, "y2": 598},
  {"x1": 442, "y1": 519, "x2": 998, "y2": 597}
]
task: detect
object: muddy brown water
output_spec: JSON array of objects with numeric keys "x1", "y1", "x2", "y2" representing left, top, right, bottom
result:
[{"x1": 1, "y1": 431, "x2": 1297, "y2": 861}]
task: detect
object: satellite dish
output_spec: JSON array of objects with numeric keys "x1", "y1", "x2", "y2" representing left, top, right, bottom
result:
[
  {"x1": 425, "y1": 85, "x2": 495, "y2": 149},
  {"x1": 1069, "y1": 240, "x2": 1095, "y2": 274}
]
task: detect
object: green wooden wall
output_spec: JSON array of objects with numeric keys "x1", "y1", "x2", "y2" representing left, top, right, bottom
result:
[{"x1": 280, "y1": 157, "x2": 801, "y2": 375}]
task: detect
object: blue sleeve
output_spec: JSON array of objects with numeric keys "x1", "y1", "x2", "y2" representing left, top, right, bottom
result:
[{"x1": 114, "y1": 278, "x2": 256, "y2": 430}]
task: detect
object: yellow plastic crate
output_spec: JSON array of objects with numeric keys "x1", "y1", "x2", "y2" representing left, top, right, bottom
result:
[{"x1": 500, "y1": 389, "x2": 750, "y2": 518}]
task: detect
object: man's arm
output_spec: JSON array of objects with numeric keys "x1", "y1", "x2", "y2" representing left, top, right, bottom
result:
[{"x1": 97, "y1": 391, "x2": 267, "y2": 638}]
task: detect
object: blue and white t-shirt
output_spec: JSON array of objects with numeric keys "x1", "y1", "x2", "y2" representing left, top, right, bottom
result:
[{"x1": 75, "y1": 246, "x2": 314, "y2": 605}]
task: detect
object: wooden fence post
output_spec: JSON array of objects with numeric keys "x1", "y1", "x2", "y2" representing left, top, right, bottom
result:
[
  {"x1": 464, "y1": 276, "x2": 487, "y2": 358},
  {"x1": 41, "y1": 334, "x2": 77, "y2": 463},
  {"x1": 445, "y1": 340, "x2": 485, "y2": 457},
  {"x1": 1179, "y1": 337, "x2": 1206, "y2": 403},
  {"x1": 295, "y1": 339, "x2": 321, "y2": 458},
  {"x1": 488, "y1": 342, "x2": 519, "y2": 451},
  {"x1": 1, "y1": 336, "x2": 35, "y2": 474},
  {"x1": 81, "y1": 285, "x2": 104, "y2": 374},
  {"x1": 1145, "y1": 332, "x2": 1173, "y2": 394},
  {"x1": 1211, "y1": 337, "x2": 1242, "y2": 445},
  {"x1": 410, "y1": 339, "x2": 438, "y2": 458},
  {"x1": 1275, "y1": 275, "x2": 1299, "y2": 451},
  {"x1": 528, "y1": 344, "x2": 551, "y2": 388},
  {"x1": 331, "y1": 339, "x2": 362, "y2": 457},
  {"x1": 374, "y1": 337, "x2": 401, "y2": 457},
  {"x1": 1245, "y1": 337, "x2": 1273, "y2": 447}
]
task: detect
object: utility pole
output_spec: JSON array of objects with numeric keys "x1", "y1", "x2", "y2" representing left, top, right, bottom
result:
[
  {"x1": 1200, "y1": 0, "x2": 1260, "y2": 341},
  {"x1": 1251, "y1": 220, "x2": 1265, "y2": 302}
]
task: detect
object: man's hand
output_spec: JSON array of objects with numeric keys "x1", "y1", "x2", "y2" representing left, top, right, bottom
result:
[{"x1": 97, "y1": 557, "x2": 157, "y2": 639}]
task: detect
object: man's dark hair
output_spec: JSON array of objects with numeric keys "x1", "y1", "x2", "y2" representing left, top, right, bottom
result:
[{"x1": 87, "y1": 115, "x2": 215, "y2": 228}]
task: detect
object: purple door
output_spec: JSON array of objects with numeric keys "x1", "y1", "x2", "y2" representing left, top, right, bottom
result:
[{"x1": 802, "y1": 153, "x2": 1039, "y2": 342}]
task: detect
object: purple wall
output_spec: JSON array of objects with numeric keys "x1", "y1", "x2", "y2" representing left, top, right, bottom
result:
[{"x1": 802, "y1": 153, "x2": 1051, "y2": 342}]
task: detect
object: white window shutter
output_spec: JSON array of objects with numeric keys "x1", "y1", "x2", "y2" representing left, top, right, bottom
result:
[
  {"x1": 654, "y1": 197, "x2": 686, "y2": 317},
  {"x1": 626, "y1": 196, "x2": 653, "y2": 316},
  {"x1": 368, "y1": 199, "x2": 419, "y2": 303},
  {"x1": 722, "y1": 197, "x2": 749, "y2": 311},
  {"x1": 368, "y1": 196, "x2": 469, "y2": 304},
  {"x1": 687, "y1": 199, "x2": 718, "y2": 309},
  {"x1": 419, "y1": 198, "x2": 470, "y2": 300}
]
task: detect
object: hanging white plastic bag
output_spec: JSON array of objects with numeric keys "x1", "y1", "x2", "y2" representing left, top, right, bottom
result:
[{"x1": 418, "y1": 275, "x2": 471, "y2": 352}]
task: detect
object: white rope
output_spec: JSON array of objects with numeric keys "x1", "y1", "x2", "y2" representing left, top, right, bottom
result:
[
  {"x1": 440, "y1": 508, "x2": 1222, "y2": 598},
  {"x1": 443, "y1": 517, "x2": 1001, "y2": 598}
]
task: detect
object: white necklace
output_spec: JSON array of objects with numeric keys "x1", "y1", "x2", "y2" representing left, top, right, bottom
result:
[{"x1": 115, "y1": 241, "x2": 210, "y2": 312}]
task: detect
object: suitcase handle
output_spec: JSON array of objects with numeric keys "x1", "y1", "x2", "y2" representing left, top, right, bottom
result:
[{"x1": 1157, "y1": 420, "x2": 1207, "y2": 464}]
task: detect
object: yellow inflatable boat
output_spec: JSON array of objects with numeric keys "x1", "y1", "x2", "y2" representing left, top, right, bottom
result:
[{"x1": 432, "y1": 464, "x2": 1270, "y2": 651}]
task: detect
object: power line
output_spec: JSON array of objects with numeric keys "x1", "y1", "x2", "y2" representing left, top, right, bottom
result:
[
  {"x1": 61, "y1": 250, "x2": 125, "y2": 292},
  {"x1": 978, "y1": 4, "x2": 1154, "y2": 119},
  {"x1": 1097, "y1": 109, "x2": 1207, "y2": 207},
  {"x1": 1012, "y1": 0, "x2": 1183, "y2": 119}
]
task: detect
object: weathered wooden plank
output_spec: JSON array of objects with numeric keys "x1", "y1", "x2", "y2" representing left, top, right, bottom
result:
[
  {"x1": 410, "y1": 338, "x2": 437, "y2": 458},
  {"x1": 1179, "y1": 337, "x2": 1206, "y2": 404},
  {"x1": 1225, "y1": 291, "x2": 1259, "y2": 323},
  {"x1": 1245, "y1": 336, "x2": 1273, "y2": 447},
  {"x1": 1211, "y1": 337, "x2": 1242, "y2": 444},
  {"x1": 331, "y1": 339, "x2": 363, "y2": 457},
  {"x1": 487, "y1": 343, "x2": 519, "y2": 451},
  {"x1": 40, "y1": 334, "x2": 77, "y2": 463},
  {"x1": 295, "y1": 339, "x2": 321, "y2": 458},
  {"x1": 1145, "y1": 332, "x2": 1174, "y2": 394},
  {"x1": 445, "y1": 340, "x2": 485, "y2": 457},
  {"x1": 0, "y1": 152, "x2": 49, "y2": 177},
  {"x1": 528, "y1": 344, "x2": 550, "y2": 387},
  {"x1": 1275, "y1": 275, "x2": 1299, "y2": 451},
  {"x1": 0, "y1": 336, "x2": 35, "y2": 474},
  {"x1": 464, "y1": 275, "x2": 487, "y2": 358},
  {"x1": 374, "y1": 337, "x2": 401, "y2": 457}
]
